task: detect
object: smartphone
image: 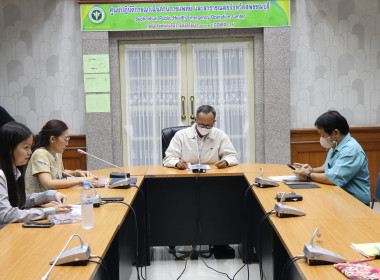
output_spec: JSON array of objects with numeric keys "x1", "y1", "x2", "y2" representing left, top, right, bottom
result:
[
  {"x1": 276, "y1": 194, "x2": 303, "y2": 202},
  {"x1": 287, "y1": 164, "x2": 296, "y2": 170},
  {"x1": 102, "y1": 197, "x2": 124, "y2": 202},
  {"x1": 110, "y1": 172, "x2": 130, "y2": 178},
  {"x1": 22, "y1": 222, "x2": 55, "y2": 228}
]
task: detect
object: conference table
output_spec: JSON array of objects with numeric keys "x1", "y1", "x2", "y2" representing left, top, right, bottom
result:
[
  {"x1": 0, "y1": 163, "x2": 379, "y2": 280},
  {"x1": 244, "y1": 170, "x2": 380, "y2": 280}
]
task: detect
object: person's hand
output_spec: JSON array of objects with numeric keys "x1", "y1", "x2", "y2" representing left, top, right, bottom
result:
[
  {"x1": 215, "y1": 160, "x2": 228, "y2": 169},
  {"x1": 76, "y1": 170, "x2": 94, "y2": 178},
  {"x1": 54, "y1": 204, "x2": 72, "y2": 213},
  {"x1": 293, "y1": 168, "x2": 308, "y2": 180},
  {"x1": 176, "y1": 159, "x2": 188, "y2": 170},
  {"x1": 91, "y1": 179, "x2": 104, "y2": 187},
  {"x1": 55, "y1": 192, "x2": 66, "y2": 204},
  {"x1": 293, "y1": 163, "x2": 312, "y2": 171},
  {"x1": 83, "y1": 176, "x2": 98, "y2": 184}
]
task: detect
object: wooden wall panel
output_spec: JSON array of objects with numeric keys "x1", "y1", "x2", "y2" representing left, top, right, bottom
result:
[
  {"x1": 62, "y1": 135, "x2": 87, "y2": 171},
  {"x1": 291, "y1": 127, "x2": 380, "y2": 198}
]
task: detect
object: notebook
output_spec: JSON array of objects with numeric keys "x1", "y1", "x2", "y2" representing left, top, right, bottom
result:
[{"x1": 351, "y1": 243, "x2": 380, "y2": 258}]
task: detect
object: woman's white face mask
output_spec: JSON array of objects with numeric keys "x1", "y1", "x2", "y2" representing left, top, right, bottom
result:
[
  {"x1": 319, "y1": 133, "x2": 337, "y2": 149},
  {"x1": 320, "y1": 136, "x2": 333, "y2": 149}
]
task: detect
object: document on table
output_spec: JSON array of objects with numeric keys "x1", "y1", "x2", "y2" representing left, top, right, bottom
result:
[
  {"x1": 70, "y1": 204, "x2": 82, "y2": 216},
  {"x1": 96, "y1": 178, "x2": 109, "y2": 187},
  {"x1": 351, "y1": 242, "x2": 380, "y2": 257},
  {"x1": 49, "y1": 205, "x2": 82, "y2": 224},
  {"x1": 186, "y1": 163, "x2": 211, "y2": 171},
  {"x1": 268, "y1": 175, "x2": 299, "y2": 181}
]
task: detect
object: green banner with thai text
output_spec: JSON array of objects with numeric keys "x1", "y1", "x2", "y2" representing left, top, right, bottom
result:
[{"x1": 81, "y1": 1, "x2": 290, "y2": 31}]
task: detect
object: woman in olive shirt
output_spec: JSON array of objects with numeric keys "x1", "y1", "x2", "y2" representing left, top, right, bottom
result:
[{"x1": 25, "y1": 120, "x2": 97, "y2": 194}]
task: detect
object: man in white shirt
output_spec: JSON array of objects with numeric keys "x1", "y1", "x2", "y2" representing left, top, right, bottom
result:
[
  {"x1": 163, "y1": 105, "x2": 238, "y2": 169},
  {"x1": 163, "y1": 105, "x2": 238, "y2": 258}
]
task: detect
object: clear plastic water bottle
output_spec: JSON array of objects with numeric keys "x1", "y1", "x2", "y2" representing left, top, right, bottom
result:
[{"x1": 80, "y1": 182, "x2": 94, "y2": 229}]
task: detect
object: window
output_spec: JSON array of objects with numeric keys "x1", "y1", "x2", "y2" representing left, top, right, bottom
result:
[{"x1": 120, "y1": 38, "x2": 254, "y2": 166}]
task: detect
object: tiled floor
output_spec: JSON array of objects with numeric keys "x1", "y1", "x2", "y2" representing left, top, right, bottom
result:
[
  {"x1": 130, "y1": 245, "x2": 259, "y2": 280},
  {"x1": 130, "y1": 202, "x2": 380, "y2": 280}
]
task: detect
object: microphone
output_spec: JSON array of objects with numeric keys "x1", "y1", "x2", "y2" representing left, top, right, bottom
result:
[
  {"x1": 254, "y1": 167, "x2": 279, "y2": 188},
  {"x1": 41, "y1": 234, "x2": 91, "y2": 280},
  {"x1": 274, "y1": 192, "x2": 306, "y2": 218},
  {"x1": 303, "y1": 227, "x2": 346, "y2": 265},
  {"x1": 191, "y1": 133, "x2": 206, "y2": 173},
  {"x1": 77, "y1": 149, "x2": 132, "y2": 189},
  {"x1": 36, "y1": 160, "x2": 102, "y2": 207}
]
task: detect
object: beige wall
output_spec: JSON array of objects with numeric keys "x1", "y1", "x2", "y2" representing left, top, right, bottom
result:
[
  {"x1": 0, "y1": 0, "x2": 85, "y2": 134},
  {"x1": 1, "y1": 0, "x2": 379, "y2": 167},
  {"x1": 290, "y1": 0, "x2": 380, "y2": 127}
]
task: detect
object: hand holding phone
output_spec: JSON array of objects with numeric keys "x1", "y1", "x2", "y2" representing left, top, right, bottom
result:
[{"x1": 287, "y1": 164, "x2": 296, "y2": 170}]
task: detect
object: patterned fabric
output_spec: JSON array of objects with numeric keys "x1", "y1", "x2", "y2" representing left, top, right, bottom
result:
[{"x1": 334, "y1": 262, "x2": 380, "y2": 279}]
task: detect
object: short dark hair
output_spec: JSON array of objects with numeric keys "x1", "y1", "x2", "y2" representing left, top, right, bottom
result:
[
  {"x1": 33, "y1": 119, "x2": 68, "y2": 151},
  {"x1": 314, "y1": 110, "x2": 349, "y2": 135},
  {"x1": 196, "y1": 105, "x2": 216, "y2": 119},
  {"x1": 0, "y1": 121, "x2": 32, "y2": 208}
]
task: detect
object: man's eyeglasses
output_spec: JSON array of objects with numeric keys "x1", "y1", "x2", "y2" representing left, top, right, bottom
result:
[
  {"x1": 197, "y1": 123, "x2": 214, "y2": 129},
  {"x1": 58, "y1": 137, "x2": 70, "y2": 144}
]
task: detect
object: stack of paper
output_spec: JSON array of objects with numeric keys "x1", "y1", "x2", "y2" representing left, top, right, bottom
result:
[
  {"x1": 351, "y1": 243, "x2": 380, "y2": 258},
  {"x1": 268, "y1": 175, "x2": 298, "y2": 181}
]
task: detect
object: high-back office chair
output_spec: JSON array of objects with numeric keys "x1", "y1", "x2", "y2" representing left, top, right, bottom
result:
[
  {"x1": 371, "y1": 173, "x2": 380, "y2": 209},
  {"x1": 161, "y1": 126, "x2": 190, "y2": 159}
]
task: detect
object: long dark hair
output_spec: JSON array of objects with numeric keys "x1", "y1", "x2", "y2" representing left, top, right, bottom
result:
[
  {"x1": 0, "y1": 122, "x2": 32, "y2": 208},
  {"x1": 32, "y1": 119, "x2": 68, "y2": 151}
]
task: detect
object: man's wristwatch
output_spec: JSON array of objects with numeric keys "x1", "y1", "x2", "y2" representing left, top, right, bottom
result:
[{"x1": 306, "y1": 172, "x2": 312, "y2": 182}]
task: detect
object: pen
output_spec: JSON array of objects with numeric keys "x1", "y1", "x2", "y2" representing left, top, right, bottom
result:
[
  {"x1": 51, "y1": 201, "x2": 60, "y2": 206},
  {"x1": 349, "y1": 257, "x2": 375, "y2": 264}
]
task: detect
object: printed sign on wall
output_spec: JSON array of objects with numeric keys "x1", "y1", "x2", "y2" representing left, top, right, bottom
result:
[{"x1": 81, "y1": 1, "x2": 290, "y2": 31}]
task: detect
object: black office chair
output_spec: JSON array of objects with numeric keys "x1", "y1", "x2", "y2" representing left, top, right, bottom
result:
[
  {"x1": 370, "y1": 173, "x2": 380, "y2": 209},
  {"x1": 161, "y1": 126, "x2": 190, "y2": 159}
]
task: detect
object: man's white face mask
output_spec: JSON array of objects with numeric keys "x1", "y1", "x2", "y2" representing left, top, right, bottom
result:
[{"x1": 197, "y1": 125, "x2": 212, "y2": 136}]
